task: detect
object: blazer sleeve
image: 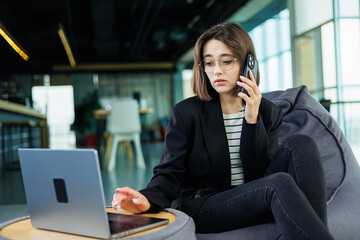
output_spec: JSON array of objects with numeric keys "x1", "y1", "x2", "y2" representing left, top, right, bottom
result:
[
  {"x1": 139, "y1": 106, "x2": 192, "y2": 212},
  {"x1": 240, "y1": 98, "x2": 283, "y2": 182}
]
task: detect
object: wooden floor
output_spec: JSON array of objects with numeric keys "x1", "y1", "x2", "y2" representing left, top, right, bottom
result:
[{"x1": 0, "y1": 142, "x2": 164, "y2": 223}]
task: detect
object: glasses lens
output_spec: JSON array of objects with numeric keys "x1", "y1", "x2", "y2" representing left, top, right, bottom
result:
[
  {"x1": 200, "y1": 57, "x2": 236, "y2": 72},
  {"x1": 200, "y1": 58, "x2": 215, "y2": 73},
  {"x1": 220, "y1": 57, "x2": 236, "y2": 71}
]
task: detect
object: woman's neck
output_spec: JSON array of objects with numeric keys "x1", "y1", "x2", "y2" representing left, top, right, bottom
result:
[{"x1": 219, "y1": 94, "x2": 244, "y2": 115}]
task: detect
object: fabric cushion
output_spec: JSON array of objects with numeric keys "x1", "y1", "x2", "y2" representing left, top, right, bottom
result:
[
  {"x1": 263, "y1": 85, "x2": 344, "y2": 199},
  {"x1": 196, "y1": 85, "x2": 360, "y2": 239}
]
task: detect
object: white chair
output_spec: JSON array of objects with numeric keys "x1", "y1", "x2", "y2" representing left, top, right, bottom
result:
[{"x1": 106, "y1": 98, "x2": 145, "y2": 170}]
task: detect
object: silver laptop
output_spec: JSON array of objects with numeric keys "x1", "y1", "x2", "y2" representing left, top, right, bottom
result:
[{"x1": 18, "y1": 148, "x2": 168, "y2": 238}]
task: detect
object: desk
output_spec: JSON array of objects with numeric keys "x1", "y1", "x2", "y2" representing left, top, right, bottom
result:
[
  {"x1": 0, "y1": 208, "x2": 187, "y2": 240},
  {"x1": 0, "y1": 99, "x2": 49, "y2": 170}
]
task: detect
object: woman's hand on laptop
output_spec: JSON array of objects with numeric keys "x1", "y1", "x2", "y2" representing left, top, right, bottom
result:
[{"x1": 112, "y1": 187, "x2": 150, "y2": 213}]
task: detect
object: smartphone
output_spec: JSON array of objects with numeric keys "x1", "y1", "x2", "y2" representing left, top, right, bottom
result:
[{"x1": 236, "y1": 54, "x2": 258, "y2": 96}]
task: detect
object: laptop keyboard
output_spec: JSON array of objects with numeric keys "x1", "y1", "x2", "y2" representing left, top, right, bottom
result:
[
  {"x1": 107, "y1": 212, "x2": 168, "y2": 237},
  {"x1": 109, "y1": 220, "x2": 144, "y2": 232}
]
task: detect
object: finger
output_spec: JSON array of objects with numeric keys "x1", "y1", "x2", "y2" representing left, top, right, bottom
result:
[
  {"x1": 238, "y1": 79, "x2": 251, "y2": 89},
  {"x1": 113, "y1": 191, "x2": 140, "y2": 211},
  {"x1": 116, "y1": 187, "x2": 130, "y2": 193},
  {"x1": 116, "y1": 187, "x2": 136, "y2": 196},
  {"x1": 117, "y1": 187, "x2": 145, "y2": 201},
  {"x1": 112, "y1": 198, "x2": 120, "y2": 211},
  {"x1": 240, "y1": 75, "x2": 256, "y2": 89},
  {"x1": 114, "y1": 187, "x2": 150, "y2": 213},
  {"x1": 116, "y1": 197, "x2": 144, "y2": 213},
  {"x1": 130, "y1": 197, "x2": 150, "y2": 213},
  {"x1": 238, "y1": 91, "x2": 250, "y2": 101},
  {"x1": 126, "y1": 194, "x2": 150, "y2": 212},
  {"x1": 130, "y1": 196, "x2": 145, "y2": 207},
  {"x1": 240, "y1": 75, "x2": 260, "y2": 98},
  {"x1": 113, "y1": 192, "x2": 131, "y2": 207},
  {"x1": 248, "y1": 71, "x2": 262, "y2": 96},
  {"x1": 236, "y1": 82, "x2": 252, "y2": 100},
  {"x1": 112, "y1": 193, "x2": 118, "y2": 207},
  {"x1": 112, "y1": 193, "x2": 122, "y2": 209},
  {"x1": 112, "y1": 192, "x2": 120, "y2": 202},
  {"x1": 113, "y1": 192, "x2": 127, "y2": 203},
  {"x1": 112, "y1": 194, "x2": 117, "y2": 207},
  {"x1": 117, "y1": 198, "x2": 135, "y2": 212},
  {"x1": 237, "y1": 87, "x2": 258, "y2": 107},
  {"x1": 249, "y1": 71, "x2": 256, "y2": 82},
  {"x1": 238, "y1": 79, "x2": 255, "y2": 97}
]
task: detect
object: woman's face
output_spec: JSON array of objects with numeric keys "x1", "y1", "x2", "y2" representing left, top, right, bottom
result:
[{"x1": 202, "y1": 39, "x2": 241, "y2": 96}]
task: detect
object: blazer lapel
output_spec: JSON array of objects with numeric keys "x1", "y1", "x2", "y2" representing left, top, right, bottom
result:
[{"x1": 200, "y1": 97, "x2": 231, "y2": 188}]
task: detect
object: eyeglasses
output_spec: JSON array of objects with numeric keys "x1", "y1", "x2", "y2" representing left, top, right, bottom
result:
[{"x1": 199, "y1": 56, "x2": 238, "y2": 73}]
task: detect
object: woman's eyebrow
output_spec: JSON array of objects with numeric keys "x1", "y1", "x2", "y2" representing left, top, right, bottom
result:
[{"x1": 203, "y1": 53, "x2": 234, "y2": 58}]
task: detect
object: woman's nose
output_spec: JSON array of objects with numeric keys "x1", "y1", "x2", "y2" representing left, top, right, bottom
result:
[{"x1": 213, "y1": 61, "x2": 223, "y2": 75}]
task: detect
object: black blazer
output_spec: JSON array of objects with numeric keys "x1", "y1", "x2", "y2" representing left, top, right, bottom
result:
[{"x1": 140, "y1": 95, "x2": 283, "y2": 217}]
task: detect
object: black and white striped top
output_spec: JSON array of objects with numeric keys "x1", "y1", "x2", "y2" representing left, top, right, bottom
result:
[{"x1": 223, "y1": 110, "x2": 245, "y2": 186}]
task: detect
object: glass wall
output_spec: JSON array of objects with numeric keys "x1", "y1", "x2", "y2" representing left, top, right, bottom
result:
[
  {"x1": 292, "y1": 0, "x2": 360, "y2": 162},
  {"x1": 182, "y1": 69, "x2": 195, "y2": 99},
  {"x1": 249, "y1": 9, "x2": 293, "y2": 93},
  {"x1": 32, "y1": 83, "x2": 76, "y2": 149},
  {"x1": 178, "y1": 1, "x2": 360, "y2": 163},
  {"x1": 295, "y1": 28, "x2": 324, "y2": 99},
  {"x1": 179, "y1": 4, "x2": 292, "y2": 97}
]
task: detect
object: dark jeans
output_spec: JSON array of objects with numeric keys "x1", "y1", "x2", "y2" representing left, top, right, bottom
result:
[{"x1": 195, "y1": 134, "x2": 334, "y2": 240}]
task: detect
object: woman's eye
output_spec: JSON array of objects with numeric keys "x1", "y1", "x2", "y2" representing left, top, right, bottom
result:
[
  {"x1": 205, "y1": 61, "x2": 214, "y2": 66},
  {"x1": 222, "y1": 60, "x2": 232, "y2": 65}
]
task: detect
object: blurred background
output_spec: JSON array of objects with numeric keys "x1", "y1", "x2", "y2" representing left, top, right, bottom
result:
[{"x1": 0, "y1": 0, "x2": 359, "y2": 222}]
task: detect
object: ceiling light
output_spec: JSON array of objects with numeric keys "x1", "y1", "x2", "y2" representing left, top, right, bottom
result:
[
  {"x1": 58, "y1": 23, "x2": 76, "y2": 67},
  {"x1": 187, "y1": 15, "x2": 201, "y2": 29},
  {"x1": 205, "y1": 0, "x2": 216, "y2": 9},
  {"x1": 0, "y1": 22, "x2": 29, "y2": 61}
]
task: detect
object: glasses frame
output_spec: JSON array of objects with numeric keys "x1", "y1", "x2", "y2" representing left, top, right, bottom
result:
[{"x1": 199, "y1": 57, "x2": 238, "y2": 73}]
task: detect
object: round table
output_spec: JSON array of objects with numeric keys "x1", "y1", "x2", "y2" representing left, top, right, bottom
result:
[{"x1": 0, "y1": 208, "x2": 196, "y2": 240}]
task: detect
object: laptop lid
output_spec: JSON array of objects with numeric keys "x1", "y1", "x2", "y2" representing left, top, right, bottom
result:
[
  {"x1": 19, "y1": 148, "x2": 111, "y2": 238},
  {"x1": 18, "y1": 148, "x2": 168, "y2": 239}
]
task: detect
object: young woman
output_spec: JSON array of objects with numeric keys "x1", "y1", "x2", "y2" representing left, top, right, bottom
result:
[{"x1": 112, "y1": 23, "x2": 334, "y2": 240}]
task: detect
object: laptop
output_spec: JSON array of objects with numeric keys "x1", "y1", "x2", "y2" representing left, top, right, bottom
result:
[{"x1": 18, "y1": 148, "x2": 169, "y2": 238}]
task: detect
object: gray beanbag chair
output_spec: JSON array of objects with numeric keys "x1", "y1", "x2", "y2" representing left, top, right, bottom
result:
[{"x1": 196, "y1": 85, "x2": 360, "y2": 240}]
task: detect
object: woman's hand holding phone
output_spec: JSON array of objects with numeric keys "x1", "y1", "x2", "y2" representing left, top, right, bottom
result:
[
  {"x1": 112, "y1": 187, "x2": 151, "y2": 213},
  {"x1": 237, "y1": 71, "x2": 262, "y2": 124}
]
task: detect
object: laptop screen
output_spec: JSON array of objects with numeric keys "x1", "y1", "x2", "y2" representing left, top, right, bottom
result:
[{"x1": 18, "y1": 148, "x2": 168, "y2": 238}]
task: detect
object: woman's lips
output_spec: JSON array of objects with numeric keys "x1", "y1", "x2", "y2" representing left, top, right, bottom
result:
[{"x1": 214, "y1": 79, "x2": 226, "y2": 86}]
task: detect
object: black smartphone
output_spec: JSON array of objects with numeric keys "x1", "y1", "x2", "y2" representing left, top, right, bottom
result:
[{"x1": 236, "y1": 54, "x2": 258, "y2": 96}]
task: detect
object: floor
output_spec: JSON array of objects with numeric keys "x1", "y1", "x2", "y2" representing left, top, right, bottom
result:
[{"x1": 0, "y1": 142, "x2": 164, "y2": 224}]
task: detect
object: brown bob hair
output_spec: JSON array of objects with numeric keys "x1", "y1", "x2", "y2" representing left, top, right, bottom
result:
[{"x1": 192, "y1": 22, "x2": 259, "y2": 101}]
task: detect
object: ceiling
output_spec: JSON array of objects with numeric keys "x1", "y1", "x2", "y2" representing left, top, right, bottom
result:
[{"x1": 0, "y1": 0, "x2": 252, "y2": 75}]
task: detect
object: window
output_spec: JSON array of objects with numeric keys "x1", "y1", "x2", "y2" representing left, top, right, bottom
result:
[
  {"x1": 182, "y1": 69, "x2": 195, "y2": 99},
  {"x1": 249, "y1": 9, "x2": 293, "y2": 93},
  {"x1": 292, "y1": 0, "x2": 360, "y2": 163},
  {"x1": 32, "y1": 83, "x2": 75, "y2": 149}
]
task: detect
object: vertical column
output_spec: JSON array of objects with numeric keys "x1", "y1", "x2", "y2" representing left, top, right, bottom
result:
[
  {"x1": 172, "y1": 64, "x2": 185, "y2": 105},
  {"x1": 332, "y1": 0, "x2": 347, "y2": 134},
  {"x1": 287, "y1": 0, "x2": 299, "y2": 87}
]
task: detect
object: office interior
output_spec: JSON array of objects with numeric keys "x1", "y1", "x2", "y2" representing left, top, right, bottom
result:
[{"x1": 0, "y1": 0, "x2": 359, "y2": 224}]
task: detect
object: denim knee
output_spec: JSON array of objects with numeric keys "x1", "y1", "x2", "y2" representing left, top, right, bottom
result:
[
  {"x1": 282, "y1": 134, "x2": 318, "y2": 152},
  {"x1": 280, "y1": 134, "x2": 321, "y2": 163},
  {"x1": 265, "y1": 172, "x2": 297, "y2": 192}
]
